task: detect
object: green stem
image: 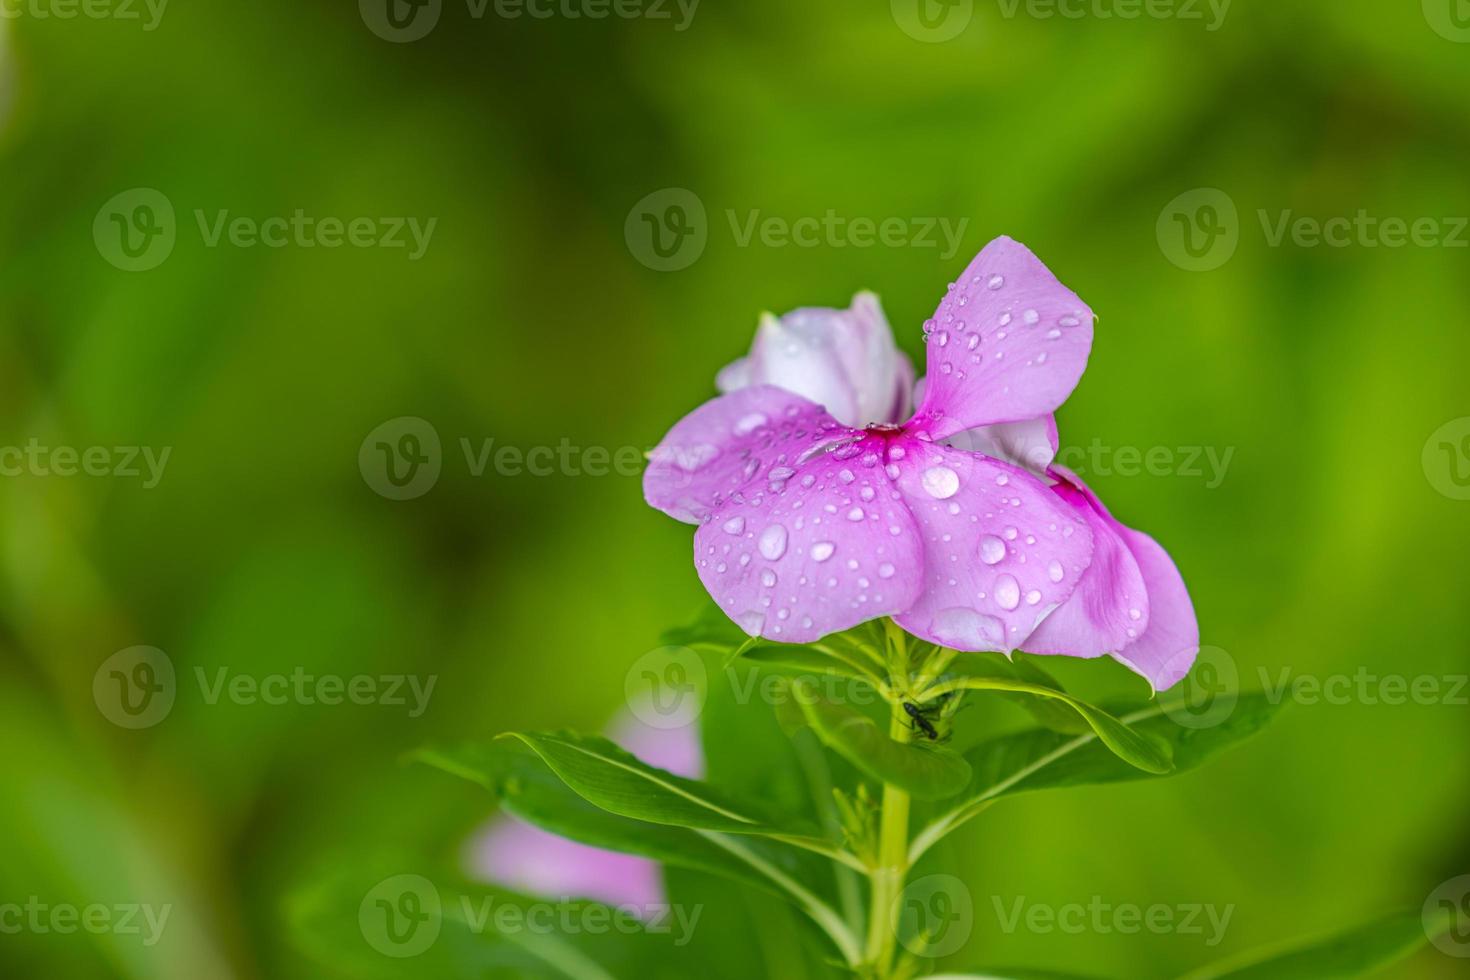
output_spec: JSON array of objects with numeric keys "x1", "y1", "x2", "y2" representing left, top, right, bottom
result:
[{"x1": 864, "y1": 700, "x2": 912, "y2": 977}]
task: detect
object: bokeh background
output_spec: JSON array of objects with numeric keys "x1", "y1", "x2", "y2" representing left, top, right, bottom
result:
[{"x1": 2, "y1": 1, "x2": 1469, "y2": 977}]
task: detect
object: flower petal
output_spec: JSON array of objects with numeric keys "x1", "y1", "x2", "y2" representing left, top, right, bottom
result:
[
  {"x1": 717, "y1": 293, "x2": 914, "y2": 428},
  {"x1": 889, "y1": 441, "x2": 1094, "y2": 654},
  {"x1": 1026, "y1": 466, "x2": 1199, "y2": 691},
  {"x1": 946, "y1": 414, "x2": 1059, "y2": 477},
  {"x1": 471, "y1": 817, "x2": 666, "y2": 909},
  {"x1": 644, "y1": 385, "x2": 855, "y2": 525},
  {"x1": 695, "y1": 436, "x2": 924, "y2": 643},
  {"x1": 1113, "y1": 523, "x2": 1199, "y2": 692},
  {"x1": 1024, "y1": 467, "x2": 1150, "y2": 660},
  {"x1": 912, "y1": 237, "x2": 1094, "y2": 439}
]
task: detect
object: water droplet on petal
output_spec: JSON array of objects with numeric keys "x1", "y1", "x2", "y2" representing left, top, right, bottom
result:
[
  {"x1": 810, "y1": 541, "x2": 836, "y2": 562},
  {"x1": 1025, "y1": 589, "x2": 1042, "y2": 606},
  {"x1": 846, "y1": 507, "x2": 865, "y2": 521},
  {"x1": 922, "y1": 465, "x2": 960, "y2": 499},
  {"x1": 987, "y1": 275, "x2": 1004, "y2": 290},
  {"x1": 1047, "y1": 560, "x2": 1064, "y2": 583},
  {"x1": 1023, "y1": 309, "x2": 1039, "y2": 325},
  {"x1": 1129, "y1": 608, "x2": 1142, "y2": 621},
  {"x1": 723, "y1": 517, "x2": 745, "y2": 535},
  {"x1": 761, "y1": 569, "x2": 778, "y2": 587},
  {"x1": 734, "y1": 413, "x2": 768, "y2": 436},
  {"x1": 979, "y1": 535, "x2": 1006, "y2": 565},
  {"x1": 878, "y1": 562, "x2": 896, "y2": 579},
  {"x1": 994, "y1": 574, "x2": 1021, "y2": 610},
  {"x1": 758, "y1": 525, "x2": 788, "y2": 560}
]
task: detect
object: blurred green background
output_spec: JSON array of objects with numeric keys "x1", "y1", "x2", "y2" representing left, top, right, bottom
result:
[{"x1": 1, "y1": 1, "x2": 1468, "y2": 977}]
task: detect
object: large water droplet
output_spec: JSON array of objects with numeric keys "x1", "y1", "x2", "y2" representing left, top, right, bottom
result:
[
  {"x1": 810, "y1": 541, "x2": 836, "y2": 562},
  {"x1": 922, "y1": 465, "x2": 960, "y2": 499},
  {"x1": 758, "y1": 525, "x2": 788, "y2": 560},
  {"x1": 994, "y1": 574, "x2": 1021, "y2": 610},
  {"x1": 734, "y1": 413, "x2": 768, "y2": 436},
  {"x1": 979, "y1": 535, "x2": 1007, "y2": 565},
  {"x1": 1047, "y1": 560, "x2": 1064, "y2": 583},
  {"x1": 723, "y1": 517, "x2": 745, "y2": 535}
]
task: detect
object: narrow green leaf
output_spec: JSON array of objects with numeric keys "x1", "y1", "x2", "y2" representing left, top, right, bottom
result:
[
  {"x1": 499, "y1": 731, "x2": 818, "y2": 837},
  {"x1": 789, "y1": 682, "x2": 973, "y2": 801},
  {"x1": 910, "y1": 694, "x2": 1280, "y2": 863},
  {"x1": 414, "y1": 743, "x2": 781, "y2": 896},
  {"x1": 929, "y1": 676, "x2": 1172, "y2": 775},
  {"x1": 1177, "y1": 907, "x2": 1452, "y2": 979}
]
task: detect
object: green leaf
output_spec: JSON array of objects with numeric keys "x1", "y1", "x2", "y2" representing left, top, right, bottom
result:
[
  {"x1": 910, "y1": 694, "x2": 1280, "y2": 863},
  {"x1": 729, "y1": 642, "x2": 883, "y2": 687},
  {"x1": 1177, "y1": 907, "x2": 1452, "y2": 979},
  {"x1": 498, "y1": 731, "x2": 819, "y2": 836},
  {"x1": 788, "y1": 681, "x2": 973, "y2": 801},
  {"x1": 928, "y1": 676, "x2": 1173, "y2": 775},
  {"x1": 659, "y1": 602, "x2": 748, "y2": 653},
  {"x1": 288, "y1": 860, "x2": 703, "y2": 980},
  {"x1": 946, "y1": 653, "x2": 1095, "y2": 735},
  {"x1": 415, "y1": 742, "x2": 785, "y2": 897}
]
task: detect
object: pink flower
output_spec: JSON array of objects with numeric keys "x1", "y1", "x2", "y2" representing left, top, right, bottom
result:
[
  {"x1": 468, "y1": 711, "x2": 702, "y2": 909},
  {"x1": 645, "y1": 237, "x2": 1198, "y2": 690},
  {"x1": 715, "y1": 292, "x2": 915, "y2": 429}
]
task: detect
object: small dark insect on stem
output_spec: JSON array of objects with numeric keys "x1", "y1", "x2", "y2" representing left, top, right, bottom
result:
[{"x1": 902, "y1": 702, "x2": 939, "y2": 740}]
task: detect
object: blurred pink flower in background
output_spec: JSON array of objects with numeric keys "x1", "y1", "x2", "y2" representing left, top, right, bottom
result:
[{"x1": 467, "y1": 709, "x2": 701, "y2": 910}]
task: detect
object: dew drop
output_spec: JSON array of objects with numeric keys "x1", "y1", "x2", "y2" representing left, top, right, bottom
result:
[
  {"x1": 733, "y1": 413, "x2": 768, "y2": 436},
  {"x1": 723, "y1": 517, "x2": 745, "y2": 535},
  {"x1": 994, "y1": 574, "x2": 1021, "y2": 610},
  {"x1": 922, "y1": 465, "x2": 960, "y2": 499},
  {"x1": 811, "y1": 541, "x2": 836, "y2": 562},
  {"x1": 1047, "y1": 560, "x2": 1064, "y2": 583},
  {"x1": 758, "y1": 525, "x2": 788, "y2": 560},
  {"x1": 761, "y1": 569, "x2": 778, "y2": 587},
  {"x1": 878, "y1": 562, "x2": 896, "y2": 579}
]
